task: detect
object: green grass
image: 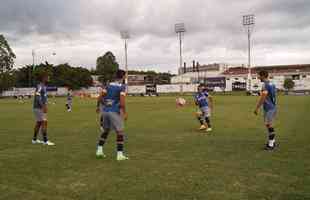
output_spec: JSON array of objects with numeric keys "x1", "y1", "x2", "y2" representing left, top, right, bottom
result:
[{"x1": 0, "y1": 95, "x2": 310, "y2": 200}]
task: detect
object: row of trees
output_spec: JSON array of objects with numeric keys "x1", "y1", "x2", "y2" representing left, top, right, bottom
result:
[
  {"x1": 0, "y1": 34, "x2": 97, "y2": 91},
  {"x1": 14, "y1": 63, "x2": 93, "y2": 90},
  {"x1": 1, "y1": 34, "x2": 173, "y2": 92}
]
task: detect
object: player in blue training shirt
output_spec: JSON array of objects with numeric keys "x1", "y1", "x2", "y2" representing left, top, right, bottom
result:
[
  {"x1": 66, "y1": 89, "x2": 73, "y2": 112},
  {"x1": 96, "y1": 70, "x2": 129, "y2": 161},
  {"x1": 254, "y1": 70, "x2": 277, "y2": 150},
  {"x1": 32, "y1": 72, "x2": 55, "y2": 146},
  {"x1": 194, "y1": 84, "x2": 213, "y2": 132}
]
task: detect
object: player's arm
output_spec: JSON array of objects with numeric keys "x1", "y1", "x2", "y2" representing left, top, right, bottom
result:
[
  {"x1": 42, "y1": 90, "x2": 48, "y2": 113},
  {"x1": 208, "y1": 95, "x2": 213, "y2": 110},
  {"x1": 36, "y1": 86, "x2": 47, "y2": 113},
  {"x1": 254, "y1": 90, "x2": 268, "y2": 115},
  {"x1": 120, "y1": 91, "x2": 127, "y2": 120},
  {"x1": 96, "y1": 89, "x2": 107, "y2": 113},
  {"x1": 194, "y1": 96, "x2": 199, "y2": 106}
]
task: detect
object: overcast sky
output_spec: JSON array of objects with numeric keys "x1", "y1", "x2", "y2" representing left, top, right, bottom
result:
[{"x1": 1, "y1": 0, "x2": 309, "y2": 73}]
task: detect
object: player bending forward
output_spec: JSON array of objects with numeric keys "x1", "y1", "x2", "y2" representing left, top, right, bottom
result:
[
  {"x1": 254, "y1": 70, "x2": 277, "y2": 150},
  {"x1": 32, "y1": 73, "x2": 55, "y2": 146},
  {"x1": 194, "y1": 84, "x2": 213, "y2": 132},
  {"x1": 96, "y1": 70, "x2": 129, "y2": 161}
]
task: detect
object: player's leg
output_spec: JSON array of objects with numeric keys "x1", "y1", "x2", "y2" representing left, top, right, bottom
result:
[
  {"x1": 96, "y1": 112, "x2": 110, "y2": 158},
  {"x1": 100, "y1": 114, "x2": 104, "y2": 132},
  {"x1": 205, "y1": 117, "x2": 212, "y2": 132},
  {"x1": 200, "y1": 107, "x2": 210, "y2": 132},
  {"x1": 41, "y1": 112, "x2": 55, "y2": 146},
  {"x1": 96, "y1": 129, "x2": 110, "y2": 158},
  {"x1": 41, "y1": 120, "x2": 54, "y2": 145},
  {"x1": 32, "y1": 109, "x2": 43, "y2": 144},
  {"x1": 264, "y1": 109, "x2": 277, "y2": 150},
  {"x1": 110, "y1": 113, "x2": 128, "y2": 161},
  {"x1": 115, "y1": 131, "x2": 128, "y2": 160},
  {"x1": 32, "y1": 121, "x2": 42, "y2": 144},
  {"x1": 68, "y1": 100, "x2": 72, "y2": 112},
  {"x1": 196, "y1": 111, "x2": 206, "y2": 130},
  {"x1": 204, "y1": 107, "x2": 212, "y2": 132}
]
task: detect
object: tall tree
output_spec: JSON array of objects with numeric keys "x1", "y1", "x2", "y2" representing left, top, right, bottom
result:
[
  {"x1": 96, "y1": 51, "x2": 119, "y2": 84},
  {"x1": 283, "y1": 78, "x2": 295, "y2": 91},
  {"x1": 0, "y1": 35, "x2": 16, "y2": 73},
  {"x1": 0, "y1": 71, "x2": 16, "y2": 93},
  {"x1": 0, "y1": 35, "x2": 16, "y2": 92}
]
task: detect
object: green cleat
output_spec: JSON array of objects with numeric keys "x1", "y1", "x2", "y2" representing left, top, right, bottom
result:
[
  {"x1": 206, "y1": 128, "x2": 213, "y2": 132},
  {"x1": 96, "y1": 153, "x2": 106, "y2": 159},
  {"x1": 117, "y1": 153, "x2": 129, "y2": 161},
  {"x1": 96, "y1": 146, "x2": 106, "y2": 159}
]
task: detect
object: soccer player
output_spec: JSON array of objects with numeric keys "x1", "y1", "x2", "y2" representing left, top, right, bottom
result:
[
  {"x1": 194, "y1": 84, "x2": 213, "y2": 132},
  {"x1": 32, "y1": 73, "x2": 55, "y2": 146},
  {"x1": 66, "y1": 89, "x2": 73, "y2": 112},
  {"x1": 96, "y1": 69, "x2": 129, "y2": 161},
  {"x1": 254, "y1": 70, "x2": 277, "y2": 150}
]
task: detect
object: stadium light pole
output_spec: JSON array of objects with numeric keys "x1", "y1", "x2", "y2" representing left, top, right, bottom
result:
[
  {"x1": 175, "y1": 23, "x2": 186, "y2": 93},
  {"x1": 29, "y1": 49, "x2": 36, "y2": 87},
  {"x1": 175, "y1": 23, "x2": 186, "y2": 75},
  {"x1": 243, "y1": 14, "x2": 255, "y2": 92},
  {"x1": 30, "y1": 50, "x2": 56, "y2": 86},
  {"x1": 120, "y1": 30, "x2": 130, "y2": 85}
]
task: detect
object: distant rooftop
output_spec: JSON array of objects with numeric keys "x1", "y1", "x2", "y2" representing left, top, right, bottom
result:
[{"x1": 222, "y1": 64, "x2": 310, "y2": 75}]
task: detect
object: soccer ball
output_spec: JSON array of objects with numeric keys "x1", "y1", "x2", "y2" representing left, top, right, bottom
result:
[{"x1": 176, "y1": 97, "x2": 186, "y2": 107}]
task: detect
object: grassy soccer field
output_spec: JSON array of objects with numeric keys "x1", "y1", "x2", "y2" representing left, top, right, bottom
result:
[{"x1": 0, "y1": 95, "x2": 310, "y2": 200}]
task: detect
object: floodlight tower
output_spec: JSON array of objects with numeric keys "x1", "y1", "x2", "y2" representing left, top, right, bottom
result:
[
  {"x1": 243, "y1": 14, "x2": 255, "y2": 92},
  {"x1": 29, "y1": 49, "x2": 35, "y2": 87},
  {"x1": 120, "y1": 30, "x2": 130, "y2": 85},
  {"x1": 32, "y1": 49, "x2": 35, "y2": 67},
  {"x1": 175, "y1": 23, "x2": 186, "y2": 75}
]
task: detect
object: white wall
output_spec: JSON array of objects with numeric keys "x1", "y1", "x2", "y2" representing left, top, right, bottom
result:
[
  {"x1": 182, "y1": 84, "x2": 198, "y2": 92},
  {"x1": 225, "y1": 79, "x2": 233, "y2": 92},
  {"x1": 156, "y1": 84, "x2": 181, "y2": 93},
  {"x1": 1, "y1": 87, "x2": 69, "y2": 97},
  {"x1": 1, "y1": 88, "x2": 35, "y2": 97},
  {"x1": 128, "y1": 85, "x2": 146, "y2": 94}
]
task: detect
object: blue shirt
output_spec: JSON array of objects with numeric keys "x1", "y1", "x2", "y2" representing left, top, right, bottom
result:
[
  {"x1": 33, "y1": 83, "x2": 48, "y2": 109},
  {"x1": 194, "y1": 91, "x2": 209, "y2": 108},
  {"x1": 262, "y1": 81, "x2": 277, "y2": 111},
  {"x1": 102, "y1": 82, "x2": 126, "y2": 113}
]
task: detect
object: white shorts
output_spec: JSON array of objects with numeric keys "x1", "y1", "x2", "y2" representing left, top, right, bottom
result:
[
  {"x1": 102, "y1": 112, "x2": 124, "y2": 132},
  {"x1": 264, "y1": 108, "x2": 277, "y2": 125},
  {"x1": 199, "y1": 106, "x2": 211, "y2": 118},
  {"x1": 33, "y1": 108, "x2": 47, "y2": 122}
]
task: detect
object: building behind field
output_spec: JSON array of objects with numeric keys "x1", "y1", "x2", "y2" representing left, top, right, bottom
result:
[
  {"x1": 128, "y1": 74, "x2": 147, "y2": 85},
  {"x1": 172, "y1": 63, "x2": 310, "y2": 92},
  {"x1": 2, "y1": 64, "x2": 310, "y2": 97}
]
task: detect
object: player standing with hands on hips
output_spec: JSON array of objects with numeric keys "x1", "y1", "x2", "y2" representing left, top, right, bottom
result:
[
  {"x1": 32, "y1": 72, "x2": 55, "y2": 146},
  {"x1": 254, "y1": 70, "x2": 277, "y2": 150},
  {"x1": 96, "y1": 69, "x2": 129, "y2": 161}
]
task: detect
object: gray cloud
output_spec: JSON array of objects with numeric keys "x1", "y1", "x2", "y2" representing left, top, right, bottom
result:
[
  {"x1": 0, "y1": 0, "x2": 80, "y2": 38},
  {"x1": 1, "y1": 0, "x2": 310, "y2": 72}
]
